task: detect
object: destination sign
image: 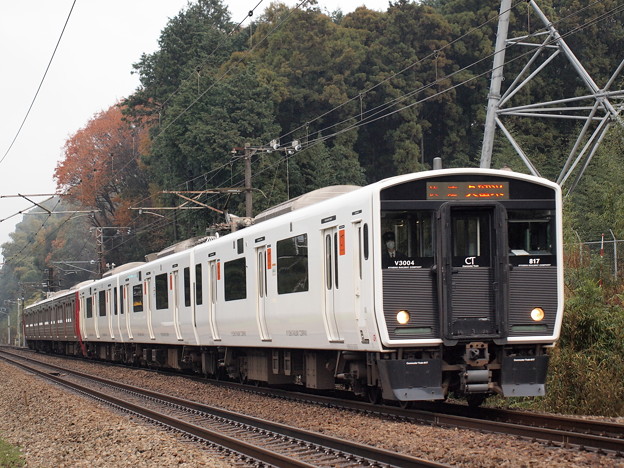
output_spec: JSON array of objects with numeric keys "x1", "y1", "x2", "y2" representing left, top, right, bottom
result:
[{"x1": 427, "y1": 181, "x2": 509, "y2": 200}]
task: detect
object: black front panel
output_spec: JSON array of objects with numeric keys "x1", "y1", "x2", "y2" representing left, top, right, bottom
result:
[
  {"x1": 380, "y1": 173, "x2": 558, "y2": 342},
  {"x1": 383, "y1": 269, "x2": 438, "y2": 339},
  {"x1": 450, "y1": 269, "x2": 496, "y2": 336},
  {"x1": 508, "y1": 267, "x2": 558, "y2": 336}
]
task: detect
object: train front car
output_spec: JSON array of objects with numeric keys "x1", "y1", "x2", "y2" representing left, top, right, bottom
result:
[{"x1": 374, "y1": 169, "x2": 563, "y2": 404}]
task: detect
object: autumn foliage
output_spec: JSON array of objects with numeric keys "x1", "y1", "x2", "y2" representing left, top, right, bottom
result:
[{"x1": 54, "y1": 104, "x2": 148, "y2": 228}]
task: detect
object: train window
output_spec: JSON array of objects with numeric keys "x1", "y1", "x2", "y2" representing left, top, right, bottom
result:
[
  {"x1": 451, "y1": 212, "x2": 491, "y2": 267},
  {"x1": 120, "y1": 286, "x2": 125, "y2": 315},
  {"x1": 195, "y1": 264, "x2": 203, "y2": 305},
  {"x1": 99, "y1": 291, "x2": 106, "y2": 316},
  {"x1": 276, "y1": 234, "x2": 309, "y2": 295},
  {"x1": 237, "y1": 238, "x2": 244, "y2": 254},
  {"x1": 183, "y1": 267, "x2": 191, "y2": 307},
  {"x1": 508, "y1": 210, "x2": 553, "y2": 255},
  {"x1": 224, "y1": 258, "x2": 247, "y2": 301},
  {"x1": 133, "y1": 285, "x2": 144, "y2": 312},
  {"x1": 86, "y1": 297, "x2": 93, "y2": 318},
  {"x1": 381, "y1": 211, "x2": 434, "y2": 268},
  {"x1": 334, "y1": 232, "x2": 339, "y2": 289},
  {"x1": 155, "y1": 273, "x2": 169, "y2": 309},
  {"x1": 325, "y1": 234, "x2": 332, "y2": 290},
  {"x1": 363, "y1": 223, "x2": 369, "y2": 261}
]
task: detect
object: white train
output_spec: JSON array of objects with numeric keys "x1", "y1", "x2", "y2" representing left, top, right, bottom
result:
[{"x1": 24, "y1": 168, "x2": 564, "y2": 405}]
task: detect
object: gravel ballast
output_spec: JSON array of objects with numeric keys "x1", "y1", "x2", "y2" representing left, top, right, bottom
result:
[
  {"x1": 0, "y1": 361, "x2": 233, "y2": 467},
  {"x1": 1, "y1": 353, "x2": 623, "y2": 467}
]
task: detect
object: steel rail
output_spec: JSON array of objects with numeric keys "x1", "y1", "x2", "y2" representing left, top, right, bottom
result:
[{"x1": 0, "y1": 351, "x2": 445, "y2": 468}]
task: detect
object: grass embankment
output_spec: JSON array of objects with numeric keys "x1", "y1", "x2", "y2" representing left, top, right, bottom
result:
[{"x1": 0, "y1": 437, "x2": 24, "y2": 468}]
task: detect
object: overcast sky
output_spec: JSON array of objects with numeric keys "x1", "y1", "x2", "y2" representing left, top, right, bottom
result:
[{"x1": 0, "y1": 0, "x2": 390, "y2": 264}]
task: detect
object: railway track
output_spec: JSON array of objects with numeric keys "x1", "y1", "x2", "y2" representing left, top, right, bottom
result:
[
  {"x1": 0, "y1": 350, "x2": 444, "y2": 468},
  {"x1": 216, "y1": 379, "x2": 624, "y2": 456},
  {"x1": 5, "y1": 348, "x2": 624, "y2": 459}
]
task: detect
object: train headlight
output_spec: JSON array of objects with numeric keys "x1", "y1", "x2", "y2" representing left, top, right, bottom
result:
[
  {"x1": 396, "y1": 310, "x2": 410, "y2": 325},
  {"x1": 531, "y1": 307, "x2": 545, "y2": 322}
]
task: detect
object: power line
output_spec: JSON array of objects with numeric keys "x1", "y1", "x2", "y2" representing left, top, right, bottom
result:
[{"x1": 0, "y1": 0, "x2": 77, "y2": 166}]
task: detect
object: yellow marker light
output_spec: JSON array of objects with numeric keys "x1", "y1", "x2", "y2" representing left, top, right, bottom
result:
[
  {"x1": 531, "y1": 307, "x2": 545, "y2": 322},
  {"x1": 397, "y1": 310, "x2": 410, "y2": 325}
]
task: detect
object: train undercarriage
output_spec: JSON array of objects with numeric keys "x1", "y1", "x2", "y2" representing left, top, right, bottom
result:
[{"x1": 28, "y1": 339, "x2": 549, "y2": 406}]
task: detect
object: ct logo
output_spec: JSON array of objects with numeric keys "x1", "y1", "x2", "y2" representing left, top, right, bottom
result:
[{"x1": 465, "y1": 256, "x2": 476, "y2": 265}]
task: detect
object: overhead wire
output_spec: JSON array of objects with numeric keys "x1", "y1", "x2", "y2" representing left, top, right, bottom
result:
[
  {"x1": 154, "y1": 0, "x2": 312, "y2": 140},
  {"x1": 241, "y1": 0, "x2": 624, "y2": 188},
  {"x1": 159, "y1": 0, "x2": 265, "y2": 111},
  {"x1": 85, "y1": 0, "x2": 622, "y2": 256},
  {"x1": 0, "y1": 0, "x2": 77, "y2": 166},
  {"x1": 269, "y1": 0, "x2": 615, "y2": 151},
  {"x1": 116, "y1": 0, "x2": 617, "y2": 249}
]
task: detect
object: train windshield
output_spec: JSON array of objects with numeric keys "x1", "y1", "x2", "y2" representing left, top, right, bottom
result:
[
  {"x1": 381, "y1": 211, "x2": 435, "y2": 268},
  {"x1": 508, "y1": 209, "x2": 555, "y2": 265},
  {"x1": 380, "y1": 208, "x2": 556, "y2": 269}
]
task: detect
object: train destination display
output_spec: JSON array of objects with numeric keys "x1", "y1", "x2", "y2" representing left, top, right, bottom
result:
[{"x1": 427, "y1": 181, "x2": 509, "y2": 200}]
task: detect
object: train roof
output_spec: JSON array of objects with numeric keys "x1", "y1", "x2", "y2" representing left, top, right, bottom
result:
[{"x1": 254, "y1": 185, "x2": 360, "y2": 224}]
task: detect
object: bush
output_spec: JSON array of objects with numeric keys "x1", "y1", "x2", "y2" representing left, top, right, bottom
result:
[{"x1": 536, "y1": 273, "x2": 624, "y2": 416}]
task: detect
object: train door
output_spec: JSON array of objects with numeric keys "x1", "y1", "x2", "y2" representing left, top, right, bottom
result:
[
  {"x1": 322, "y1": 227, "x2": 342, "y2": 342},
  {"x1": 107, "y1": 289, "x2": 115, "y2": 340},
  {"x1": 93, "y1": 293, "x2": 101, "y2": 339},
  {"x1": 144, "y1": 278, "x2": 155, "y2": 340},
  {"x1": 255, "y1": 246, "x2": 271, "y2": 341},
  {"x1": 437, "y1": 203, "x2": 508, "y2": 343},
  {"x1": 353, "y1": 221, "x2": 371, "y2": 343},
  {"x1": 171, "y1": 271, "x2": 184, "y2": 341},
  {"x1": 208, "y1": 259, "x2": 220, "y2": 341},
  {"x1": 123, "y1": 284, "x2": 133, "y2": 339}
]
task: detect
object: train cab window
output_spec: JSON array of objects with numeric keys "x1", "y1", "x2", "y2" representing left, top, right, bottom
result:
[
  {"x1": 155, "y1": 273, "x2": 169, "y2": 309},
  {"x1": 133, "y1": 285, "x2": 144, "y2": 312},
  {"x1": 451, "y1": 211, "x2": 492, "y2": 267},
  {"x1": 381, "y1": 211, "x2": 434, "y2": 268},
  {"x1": 86, "y1": 297, "x2": 93, "y2": 318},
  {"x1": 98, "y1": 291, "x2": 106, "y2": 316},
  {"x1": 195, "y1": 264, "x2": 203, "y2": 305},
  {"x1": 277, "y1": 234, "x2": 309, "y2": 294},
  {"x1": 183, "y1": 267, "x2": 191, "y2": 307},
  {"x1": 508, "y1": 209, "x2": 555, "y2": 265},
  {"x1": 224, "y1": 258, "x2": 247, "y2": 301}
]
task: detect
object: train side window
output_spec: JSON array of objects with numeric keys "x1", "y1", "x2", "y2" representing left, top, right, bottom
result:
[
  {"x1": 195, "y1": 264, "x2": 203, "y2": 305},
  {"x1": 155, "y1": 273, "x2": 169, "y2": 309},
  {"x1": 120, "y1": 286, "x2": 125, "y2": 315},
  {"x1": 363, "y1": 223, "x2": 369, "y2": 261},
  {"x1": 133, "y1": 285, "x2": 144, "y2": 312},
  {"x1": 277, "y1": 234, "x2": 309, "y2": 295},
  {"x1": 224, "y1": 258, "x2": 247, "y2": 301},
  {"x1": 325, "y1": 234, "x2": 332, "y2": 290},
  {"x1": 86, "y1": 297, "x2": 93, "y2": 318},
  {"x1": 183, "y1": 267, "x2": 191, "y2": 307},
  {"x1": 113, "y1": 288, "x2": 118, "y2": 315},
  {"x1": 334, "y1": 233, "x2": 339, "y2": 289},
  {"x1": 98, "y1": 291, "x2": 106, "y2": 316}
]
